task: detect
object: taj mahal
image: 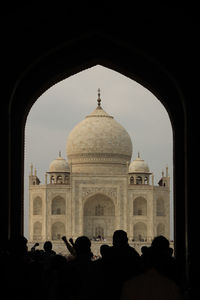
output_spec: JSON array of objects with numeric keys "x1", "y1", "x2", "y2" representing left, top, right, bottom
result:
[{"x1": 29, "y1": 90, "x2": 170, "y2": 254}]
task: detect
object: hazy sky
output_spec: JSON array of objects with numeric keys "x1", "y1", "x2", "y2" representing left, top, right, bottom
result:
[{"x1": 24, "y1": 65, "x2": 173, "y2": 238}]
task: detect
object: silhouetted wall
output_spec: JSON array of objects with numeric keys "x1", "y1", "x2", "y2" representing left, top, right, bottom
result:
[{"x1": 1, "y1": 3, "x2": 197, "y2": 297}]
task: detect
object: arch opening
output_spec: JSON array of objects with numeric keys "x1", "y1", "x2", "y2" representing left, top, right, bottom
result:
[
  {"x1": 33, "y1": 221, "x2": 42, "y2": 241},
  {"x1": 133, "y1": 222, "x2": 147, "y2": 242},
  {"x1": 156, "y1": 197, "x2": 165, "y2": 216},
  {"x1": 83, "y1": 193, "x2": 115, "y2": 239},
  {"x1": 51, "y1": 222, "x2": 65, "y2": 240},
  {"x1": 33, "y1": 196, "x2": 42, "y2": 215},
  {"x1": 51, "y1": 196, "x2": 66, "y2": 215},
  {"x1": 5, "y1": 32, "x2": 188, "y2": 287},
  {"x1": 25, "y1": 64, "x2": 173, "y2": 250},
  {"x1": 157, "y1": 223, "x2": 165, "y2": 236},
  {"x1": 133, "y1": 197, "x2": 147, "y2": 216}
]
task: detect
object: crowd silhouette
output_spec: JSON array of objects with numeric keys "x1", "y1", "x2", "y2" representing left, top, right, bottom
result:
[{"x1": 0, "y1": 231, "x2": 183, "y2": 300}]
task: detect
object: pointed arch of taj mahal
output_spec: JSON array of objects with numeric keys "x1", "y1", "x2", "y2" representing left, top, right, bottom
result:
[{"x1": 83, "y1": 193, "x2": 115, "y2": 239}]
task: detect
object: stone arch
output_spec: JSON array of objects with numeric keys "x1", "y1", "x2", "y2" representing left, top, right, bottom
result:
[
  {"x1": 51, "y1": 196, "x2": 65, "y2": 215},
  {"x1": 84, "y1": 193, "x2": 115, "y2": 216},
  {"x1": 144, "y1": 176, "x2": 149, "y2": 184},
  {"x1": 130, "y1": 176, "x2": 134, "y2": 184},
  {"x1": 133, "y1": 222, "x2": 147, "y2": 241},
  {"x1": 157, "y1": 223, "x2": 165, "y2": 236},
  {"x1": 133, "y1": 197, "x2": 147, "y2": 216},
  {"x1": 156, "y1": 197, "x2": 165, "y2": 216},
  {"x1": 136, "y1": 176, "x2": 142, "y2": 184},
  {"x1": 33, "y1": 196, "x2": 42, "y2": 215},
  {"x1": 33, "y1": 221, "x2": 42, "y2": 240},
  {"x1": 52, "y1": 222, "x2": 65, "y2": 240},
  {"x1": 95, "y1": 226, "x2": 104, "y2": 238},
  {"x1": 83, "y1": 193, "x2": 115, "y2": 239},
  {"x1": 7, "y1": 27, "x2": 188, "y2": 286},
  {"x1": 95, "y1": 204, "x2": 104, "y2": 216},
  {"x1": 56, "y1": 175, "x2": 63, "y2": 184}
]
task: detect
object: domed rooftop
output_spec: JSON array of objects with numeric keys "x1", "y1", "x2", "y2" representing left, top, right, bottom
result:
[
  {"x1": 66, "y1": 90, "x2": 133, "y2": 174},
  {"x1": 129, "y1": 153, "x2": 150, "y2": 173},
  {"x1": 48, "y1": 152, "x2": 70, "y2": 173}
]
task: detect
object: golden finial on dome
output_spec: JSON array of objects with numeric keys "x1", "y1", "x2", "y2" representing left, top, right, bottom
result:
[{"x1": 97, "y1": 88, "x2": 101, "y2": 109}]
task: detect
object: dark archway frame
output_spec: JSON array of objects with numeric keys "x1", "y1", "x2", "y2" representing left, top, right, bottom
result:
[{"x1": 8, "y1": 33, "x2": 188, "y2": 276}]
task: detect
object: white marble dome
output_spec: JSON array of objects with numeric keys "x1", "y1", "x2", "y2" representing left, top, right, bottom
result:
[
  {"x1": 49, "y1": 153, "x2": 70, "y2": 173},
  {"x1": 66, "y1": 100, "x2": 132, "y2": 174},
  {"x1": 129, "y1": 154, "x2": 150, "y2": 173}
]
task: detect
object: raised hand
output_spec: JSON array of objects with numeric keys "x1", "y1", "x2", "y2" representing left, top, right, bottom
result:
[{"x1": 62, "y1": 236, "x2": 67, "y2": 242}]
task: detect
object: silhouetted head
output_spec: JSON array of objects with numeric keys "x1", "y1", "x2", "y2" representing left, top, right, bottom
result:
[
  {"x1": 151, "y1": 236, "x2": 169, "y2": 251},
  {"x1": 113, "y1": 230, "x2": 128, "y2": 247},
  {"x1": 11, "y1": 235, "x2": 28, "y2": 255},
  {"x1": 100, "y1": 244, "x2": 110, "y2": 258},
  {"x1": 150, "y1": 235, "x2": 173, "y2": 256},
  {"x1": 44, "y1": 241, "x2": 53, "y2": 252},
  {"x1": 74, "y1": 236, "x2": 91, "y2": 255},
  {"x1": 141, "y1": 245, "x2": 148, "y2": 255},
  {"x1": 142, "y1": 236, "x2": 174, "y2": 272}
]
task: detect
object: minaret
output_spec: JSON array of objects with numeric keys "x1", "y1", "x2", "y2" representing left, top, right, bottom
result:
[
  {"x1": 30, "y1": 163, "x2": 33, "y2": 176},
  {"x1": 29, "y1": 164, "x2": 40, "y2": 185},
  {"x1": 152, "y1": 173, "x2": 154, "y2": 186},
  {"x1": 166, "y1": 165, "x2": 169, "y2": 177},
  {"x1": 158, "y1": 166, "x2": 170, "y2": 187}
]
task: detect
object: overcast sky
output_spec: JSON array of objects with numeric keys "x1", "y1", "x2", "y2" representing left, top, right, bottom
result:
[{"x1": 24, "y1": 65, "x2": 173, "y2": 239}]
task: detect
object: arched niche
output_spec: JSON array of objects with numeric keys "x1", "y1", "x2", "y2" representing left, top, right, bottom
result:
[
  {"x1": 157, "y1": 223, "x2": 165, "y2": 236},
  {"x1": 133, "y1": 222, "x2": 147, "y2": 241},
  {"x1": 33, "y1": 196, "x2": 42, "y2": 215},
  {"x1": 33, "y1": 221, "x2": 42, "y2": 240},
  {"x1": 84, "y1": 193, "x2": 115, "y2": 216},
  {"x1": 156, "y1": 197, "x2": 165, "y2": 216},
  {"x1": 136, "y1": 176, "x2": 142, "y2": 185},
  {"x1": 133, "y1": 197, "x2": 147, "y2": 216},
  {"x1": 130, "y1": 176, "x2": 134, "y2": 184},
  {"x1": 51, "y1": 222, "x2": 65, "y2": 240},
  {"x1": 83, "y1": 193, "x2": 115, "y2": 239},
  {"x1": 51, "y1": 196, "x2": 66, "y2": 215},
  {"x1": 56, "y1": 175, "x2": 63, "y2": 184}
]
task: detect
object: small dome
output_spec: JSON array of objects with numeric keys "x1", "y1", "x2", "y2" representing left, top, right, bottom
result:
[
  {"x1": 49, "y1": 152, "x2": 70, "y2": 173},
  {"x1": 129, "y1": 154, "x2": 150, "y2": 173}
]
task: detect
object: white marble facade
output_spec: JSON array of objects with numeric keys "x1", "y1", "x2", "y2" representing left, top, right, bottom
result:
[{"x1": 29, "y1": 94, "x2": 170, "y2": 245}]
